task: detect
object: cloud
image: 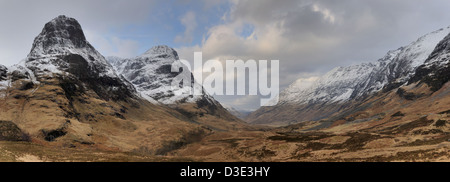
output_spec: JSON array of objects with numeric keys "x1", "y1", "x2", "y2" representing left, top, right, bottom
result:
[
  {"x1": 2, "y1": 0, "x2": 450, "y2": 110},
  {"x1": 177, "y1": 0, "x2": 450, "y2": 110},
  {"x1": 175, "y1": 11, "x2": 197, "y2": 44},
  {"x1": 86, "y1": 31, "x2": 141, "y2": 58},
  {"x1": 311, "y1": 3, "x2": 336, "y2": 24}
]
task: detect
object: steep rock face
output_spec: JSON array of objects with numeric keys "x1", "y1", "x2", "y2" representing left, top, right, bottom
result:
[
  {"x1": 248, "y1": 26, "x2": 450, "y2": 125},
  {"x1": 0, "y1": 16, "x2": 216, "y2": 153},
  {"x1": 109, "y1": 47, "x2": 235, "y2": 113},
  {"x1": 410, "y1": 32, "x2": 450, "y2": 91},
  {"x1": 108, "y1": 45, "x2": 209, "y2": 104},
  {"x1": 25, "y1": 15, "x2": 136, "y2": 101},
  {"x1": 280, "y1": 27, "x2": 450, "y2": 106},
  {"x1": 108, "y1": 46, "x2": 243, "y2": 129},
  {"x1": 0, "y1": 65, "x2": 7, "y2": 81}
]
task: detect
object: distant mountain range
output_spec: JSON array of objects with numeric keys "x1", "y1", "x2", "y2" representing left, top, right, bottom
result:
[
  {"x1": 247, "y1": 26, "x2": 450, "y2": 126},
  {"x1": 0, "y1": 15, "x2": 449, "y2": 162},
  {"x1": 0, "y1": 15, "x2": 242, "y2": 154}
]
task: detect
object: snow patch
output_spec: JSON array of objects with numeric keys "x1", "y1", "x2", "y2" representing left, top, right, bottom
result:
[
  {"x1": 279, "y1": 26, "x2": 450, "y2": 105},
  {"x1": 108, "y1": 46, "x2": 213, "y2": 105}
]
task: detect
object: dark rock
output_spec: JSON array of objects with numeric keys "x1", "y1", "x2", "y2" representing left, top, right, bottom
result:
[
  {"x1": 435, "y1": 119, "x2": 447, "y2": 127},
  {"x1": 29, "y1": 15, "x2": 88, "y2": 56},
  {"x1": 19, "y1": 81, "x2": 34, "y2": 90},
  {"x1": 391, "y1": 111, "x2": 405, "y2": 117},
  {"x1": 396, "y1": 88, "x2": 417, "y2": 100},
  {"x1": 11, "y1": 70, "x2": 29, "y2": 82},
  {"x1": 409, "y1": 33, "x2": 450, "y2": 91},
  {"x1": 41, "y1": 120, "x2": 70, "y2": 142},
  {"x1": 0, "y1": 121, "x2": 30, "y2": 142},
  {"x1": 438, "y1": 110, "x2": 450, "y2": 114},
  {"x1": 156, "y1": 64, "x2": 179, "y2": 76},
  {"x1": 0, "y1": 65, "x2": 7, "y2": 81},
  {"x1": 113, "y1": 112, "x2": 125, "y2": 120},
  {"x1": 13, "y1": 94, "x2": 27, "y2": 99}
]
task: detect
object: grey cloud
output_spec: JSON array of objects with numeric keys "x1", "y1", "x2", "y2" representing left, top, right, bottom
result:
[
  {"x1": 2, "y1": 0, "x2": 450, "y2": 111},
  {"x1": 178, "y1": 0, "x2": 450, "y2": 110}
]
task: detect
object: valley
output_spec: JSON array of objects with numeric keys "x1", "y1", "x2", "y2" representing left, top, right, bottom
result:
[{"x1": 0, "y1": 15, "x2": 449, "y2": 162}]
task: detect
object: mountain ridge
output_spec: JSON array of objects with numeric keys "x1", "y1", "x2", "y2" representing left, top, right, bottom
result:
[
  {"x1": 0, "y1": 15, "x2": 241, "y2": 155},
  {"x1": 247, "y1": 26, "x2": 450, "y2": 125},
  {"x1": 107, "y1": 46, "x2": 243, "y2": 130}
]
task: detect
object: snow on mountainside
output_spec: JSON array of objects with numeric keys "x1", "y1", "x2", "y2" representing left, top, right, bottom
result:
[
  {"x1": 0, "y1": 60, "x2": 40, "y2": 93},
  {"x1": 107, "y1": 46, "x2": 242, "y2": 127},
  {"x1": 26, "y1": 15, "x2": 118, "y2": 78},
  {"x1": 248, "y1": 26, "x2": 450, "y2": 125},
  {"x1": 0, "y1": 65, "x2": 8, "y2": 93},
  {"x1": 409, "y1": 31, "x2": 450, "y2": 92},
  {"x1": 5, "y1": 15, "x2": 137, "y2": 101},
  {"x1": 423, "y1": 31, "x2": 450, "y2": 67},
  {"x1": 0, "y1": 65, "x2": 7, "y2": 81},
  {"x1": 107, "y1": 45, "x2": 216, "y2": 105},
  {"x1": 279, "y1": 26, "x2": 450, "y2": 105}
]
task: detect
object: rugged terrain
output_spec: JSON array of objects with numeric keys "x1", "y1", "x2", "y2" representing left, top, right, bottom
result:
[
  {"x1": 169, "y1": 26, "x2": 450, "y2": 162},
  {"x1": 0, "y1": 16, "x2": 449, "y2": 162},
  {"x1": 247, "y1": 27, "x2": 450, "y2": 126},
  {"x1": 0, "y1": 16, "x2": 242, "y2": 160},
  {"x1": 107, "y1": 46, "x2": 242, "y2": 131}
]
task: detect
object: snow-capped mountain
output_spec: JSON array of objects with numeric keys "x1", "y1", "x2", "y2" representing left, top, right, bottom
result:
[
  {"x1": 248, "y1": 26, "x2": 450, "y2": 125},
  {"x1": 0, "y1": 15, "x2": 244, "y2": 154},
  {"x1": 409, "y1": 31, "x2": 450, "y2": 91},
  {"x1": 27, "y1": 16, "x2": 115, "y2": 77},
  {"x1": 107, "y1": 46, "x2": 242, "y2": 126},
  {"x1": 107, "y1": 45, "x2": 216, "y2": 105},
  {"x1": 280, "y1": 26, "x2": 450, "y2": 105},
  {"x1": 13, "y1": 15, "x2": 136, "y2": 101}
]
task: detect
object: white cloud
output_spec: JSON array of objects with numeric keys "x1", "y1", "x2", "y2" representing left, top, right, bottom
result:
[
  {"x1": 311, "y1": 3, "x2": 336, "y2": 24},
  {"x1": 175, "y1": 11, "x2": 197, "y2": 44},
  {"x1": 2, "y1": 0, "x2": 450, "y2": 111},
  {"x1": 81, "y1": 31, "x2": 141, "y2": 59},
  {"x1": 177, "y1": 0, "x2": 450, "y2": 110}
]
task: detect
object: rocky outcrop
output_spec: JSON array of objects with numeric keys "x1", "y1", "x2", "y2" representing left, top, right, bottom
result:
[
  {"x1": 24, "y1": 15, "x2": 136, "y2": 101},
  {"x1": 108, "y1": 46, "x2": 241, "y2": 125},
  {"x1": 0, "y1": 121, "x2": 30, "y2": 142},
  {"x1": 409, "y1": 32, "x2": 450, "y2": 91},
  {"x1": 0, "y1": 65, "x2": 6, "y2": 81}
]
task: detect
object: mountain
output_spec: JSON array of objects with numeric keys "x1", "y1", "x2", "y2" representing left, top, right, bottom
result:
[
  {"x1": 0, "y1": 15, "x2": 448, "y2": 162},
  {"x1": 0, "y1": 15, "x2": 235, "y2": 154},
  {"x1": 107, "y1": 45, "x2": 210, "y2": 104},
  {"x1": 24, "y1": 15, "x2": 136, "y2": 101},
  {"x1": 107, "y1": 46, "x2": 243, "y2": 130},
  {"x1": 409, "y1": 32, "x2": 450, "y2": 91},
  {"x1": 222, "y1": 105, "x2": 252, "y2": 119},
  {"x1": 247, "y1": 26, "x2": 450, "y2": 126}
]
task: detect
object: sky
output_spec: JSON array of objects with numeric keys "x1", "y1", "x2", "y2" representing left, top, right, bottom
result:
[{"x1": 1, "y1": 0, "x2": 450, "y2": 111}]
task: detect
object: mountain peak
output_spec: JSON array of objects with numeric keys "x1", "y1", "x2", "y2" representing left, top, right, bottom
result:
[
  {"x1": 248, "y1": 26, "x2": 450, "y2": 125},
  {"x1": 28, "y1": 15, "x2": 88, "y2": 58},
  {"x1": 44, "y1": 15, "x2": 86, "y2": 42},
  {"x1": 141, "y1": 45, "x2": 179, "y2": 60}
]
